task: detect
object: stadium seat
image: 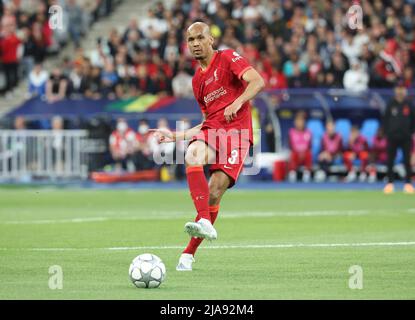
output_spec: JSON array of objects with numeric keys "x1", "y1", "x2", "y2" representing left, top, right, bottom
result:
[
  {"x1": 361, "y1": 119, "x2": 379, "y2": 147},
  {"x1": 306, "y1": 119, "x2": 325, "y2": 162},
  {"x1": 335, "y1": 119, "x2": 352, "y2": 146}
]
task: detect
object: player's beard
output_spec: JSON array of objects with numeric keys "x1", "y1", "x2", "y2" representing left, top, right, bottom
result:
[{"x1": 193, "y1": 52, "x2": 205, "y2": 60}]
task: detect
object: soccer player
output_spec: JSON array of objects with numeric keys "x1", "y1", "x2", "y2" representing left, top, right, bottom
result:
[
  {"x1": 288, "y1": 112, "x2": 313, "y2": 182},
  {"x1": 343, "y1": 125, "x2": 369, "y2": 182},
  {"x1": 151, "y1": 22, "x2": 265, "y2": 271},
  {"x1": 316, "y1": 120, "x2": 343, "y2": 181},
  {"x1": 368, "y1": 127, "x2": 388, "y2": 183}
]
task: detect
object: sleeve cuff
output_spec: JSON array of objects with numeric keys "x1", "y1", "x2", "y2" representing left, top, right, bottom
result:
[{"x1": 238, "y1": 66, "x2": 253, "y2": 80}]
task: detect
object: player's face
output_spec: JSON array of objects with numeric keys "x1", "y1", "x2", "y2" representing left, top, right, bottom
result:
[
  {"x1": 294, "y1": 117, "x2": 305, "y2": 130},
  {"x1": 351, "y1": 128, "x2": 359, "y2": 140},
  {"x1": 187, "y1": 30, "x2": 213, "y2": 60},
  {"x1": 395, "y1": 86, "x2": 407, "y2": 102}
]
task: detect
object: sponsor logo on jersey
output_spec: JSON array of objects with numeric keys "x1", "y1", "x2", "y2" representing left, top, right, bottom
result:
[
  {"x1": 231, "y1": 51, "x2": 242, "y2": 63},
  {"x1": 203, "y1": 86, "x2": 227, "y2": 104}
]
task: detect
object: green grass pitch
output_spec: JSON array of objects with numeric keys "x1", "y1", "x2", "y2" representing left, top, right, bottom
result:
[{"x1": 0, "y1": 187, "x2": 414, "y2": 299}]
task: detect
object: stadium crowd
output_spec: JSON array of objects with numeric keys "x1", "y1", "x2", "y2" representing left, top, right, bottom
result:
[
  {"x1": 8, "y1": 0, "x2": 414, "y2": 101},
  {"x1": 0, "y1": 0, "x2": 121, "y2": 97}
]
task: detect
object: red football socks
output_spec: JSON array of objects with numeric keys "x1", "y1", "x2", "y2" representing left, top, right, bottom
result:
[
  {"x1": 186, "y1": 166, "x2": 210, "y2": 222},
  {"x1": 183, "y1": 205, "x2": 220, "y2": 255}
]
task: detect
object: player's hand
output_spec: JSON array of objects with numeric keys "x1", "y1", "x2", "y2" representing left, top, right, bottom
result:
[
  {"x1": 149, "y1": 128, "x2": 175, "y2": 144},
  {"x1": 224, "y1": 102, "x2": 242, "y2": 123}
]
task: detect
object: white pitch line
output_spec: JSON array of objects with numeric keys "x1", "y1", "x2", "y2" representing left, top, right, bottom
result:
[
  {"x1": 1, "y1": 241, "x2": 415, "y2": 252},
  {"x1": 0, "y1": 209, "x2": 372, "y2": 225},
  {"x1": 1, "y1": 217, "x2": 111, "y2": 225}
]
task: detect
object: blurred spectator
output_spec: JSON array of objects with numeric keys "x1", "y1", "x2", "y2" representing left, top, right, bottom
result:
[
  {"x1": 69, "y1": 63, "x2": 88, "y2": 97},
  {"x1": 100, "y1": 60, "x2": 119, "y2": 99},
  {"x1": 149, "y1": 117, "x2": 175, "y2": 164},
  {"x1": 66, "y1": 0, "x2": 84, "y2": 48},
  {"x1": 264, "y1": 116, "x2": 275, "y2": 153},
  {"x1": 0, "y1": 20, "x2": 22, "y2": 95},
  {"x1": 327, "y1": 51, "x2": 349, "y2": 88},
  {"x1": 341, "y1": 30, "x2": 363, "y2": 63},
  {"x1": 343, "y1": 60, "x2": 369, "y2": 92},
  {"x1": 283, "y1": 53, "x2": 307, "y2": 88},
  {"x1": 402, "y1": 67, "x2": 414, "y2": 88},
  {"x1": 172, "y1": 67, "x2": 193, "y2": 98},
  {"x1": 46, "y1": 67, "x2": 68, "y2": 103},
  {"x1": 343, "y1": 125, "x2": 369, "y2": 182},
  {"x1": 267, "y1": 64, "x2": 288, "y2": 89},
  {"x1": 373, "y1": 39, "x2": 403, "y2": 88},
  {"x1": 109, "y1": 118, "x2": 136, "y2": 172},
  {"x1": 288, "y1": 113, "x2": 312, "y2": 183},
  {"x1": 28, "y1": 63, "x2": 48, "y2": 97},
  {"x1": 14, "y1": 116, "x2": 26, "y2": 130},
  {"x1": 316, "y1": 120, "x2": 343, "y2": 181},
  {"x1": 133, "y1": 119, "x2": 154, "y2": 170},
  {"x1": 90, "y1": 38, "x2": 110, "y2": 68},
  {"x1": 115, "y1": 52, "x2": 137, "y2": 98},
  {"x1": 139, "y1": 9, "x2": 168, "y2": 52},
  {"x1": 84, "y1": 66, "x2": 102, "y2": 99}
]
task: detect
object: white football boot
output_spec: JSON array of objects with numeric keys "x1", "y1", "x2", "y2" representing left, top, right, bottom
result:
[
  {"x1": 184, "y1": 218, "x2": 217, "y2": 241},
  {"x1": 176, "y1": 253, "x2": 195, "y2": 271}
]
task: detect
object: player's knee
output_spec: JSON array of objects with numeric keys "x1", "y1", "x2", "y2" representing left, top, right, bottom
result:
[{"x1": 185, "y1": 149, "x2": 204, "y2": 166}]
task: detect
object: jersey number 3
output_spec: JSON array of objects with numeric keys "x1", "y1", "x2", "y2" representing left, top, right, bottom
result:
[{"x1": 228, "y1": 149, "x2": 239, "y2": 165}]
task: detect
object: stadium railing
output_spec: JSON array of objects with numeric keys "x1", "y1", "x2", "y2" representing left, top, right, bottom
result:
[{"x1": 0, "y1": 130, "x2": 97, "y2": 181}]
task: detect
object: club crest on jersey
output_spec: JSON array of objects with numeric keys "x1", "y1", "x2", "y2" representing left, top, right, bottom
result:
[
  {"x1": 205, "y1": 69, "x2": 219, "y2": 86},
  {"x1": 231, "y1": 51, "x2": 242, "y2": 62}
]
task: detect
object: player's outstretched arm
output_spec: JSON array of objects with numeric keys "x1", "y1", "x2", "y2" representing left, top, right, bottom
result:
[
  {"x1": 150, "y1": 123, "x2": 203, "y2": 144},
  {"x1": 224, "y1": 68, "x2": 265, "y2": 122}
]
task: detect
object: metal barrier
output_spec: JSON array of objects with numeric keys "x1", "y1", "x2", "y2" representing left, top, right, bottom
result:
[{"x1": 0, "y1": 130, "x2": 90, "y2": 180}]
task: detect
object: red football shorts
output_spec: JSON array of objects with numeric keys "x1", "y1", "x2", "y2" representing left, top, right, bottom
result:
[{"x1": 190, "y1": 127, "x2": 251, "y2": 188}]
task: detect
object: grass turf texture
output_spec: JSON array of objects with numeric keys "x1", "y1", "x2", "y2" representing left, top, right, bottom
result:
[{"x1": 0, "y1": 188, "x2": 414, "y2": 299}]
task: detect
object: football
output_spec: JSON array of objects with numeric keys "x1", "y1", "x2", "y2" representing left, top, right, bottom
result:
[{"x1": 129, "y1": 253, "x2": 166, "y2": 288}]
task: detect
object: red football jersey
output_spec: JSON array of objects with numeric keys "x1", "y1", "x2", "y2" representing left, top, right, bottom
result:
[{"x1": 192, "y1": 49, "x2": 254, "y2": 144}]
